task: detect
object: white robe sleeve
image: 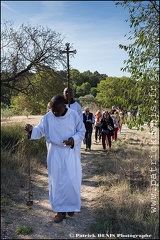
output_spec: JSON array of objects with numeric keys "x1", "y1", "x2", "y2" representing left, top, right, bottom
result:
[{"x1": 30, "y1": 117, "x2": 46, "y2": 140}]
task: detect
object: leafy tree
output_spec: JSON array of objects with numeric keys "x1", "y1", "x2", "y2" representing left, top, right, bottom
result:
[
  {"x1": 115, "y1": 0, "x2": 159, "y2": 127},
  {"x1": 96, "y1": 76, "x2": 137, "y2": 110},
  {"x1": 82, "y1": 70, "x2": 93, "y2": 77},
  {"x1": 75, "y1": 86, "x2": 84, "y2": 98},
  {"x1": 89, "y1": 75, "x2": 100, "y2": 87},
  {"x1": 1, "y1": 102, "x2": 8, "y2": 109},
  {"x1": 99, "y1": 73, "x2": 108, "y2": 80},
  {"x1": 90, "y1": 87, "x2": 98, "y2": 97},
  {"x1": 76, "y1": 82, "x2": 91, "y2": 97},
  {"x1": 1, "y1": 84, "x2": 14, "y2": 106},
  {"x1": 1, "y1": 107, "x2": 14, "y2": 120},
  {"x1": 10, "y1": 93, "x2": 29, "y2": 115},
  {"x1": 58, "y1": 70, "x2": 67, "y2": 78},
  {"x1": 10, "y1": 69, "x2": 66, "y2": 114},
  {"x1": 70, "y1": 69, "x2": 82, "y2": 86},
  {"x1": 1, "y1": 20, "x2": 65, "y2": 100},
  {"x1": 79, "y1": 94, "x2": 100, "y2": 111}
]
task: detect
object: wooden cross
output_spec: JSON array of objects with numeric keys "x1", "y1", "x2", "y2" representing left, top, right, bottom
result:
[{"x1": 60, "y1": 43, "x2": 77, "y2": 107}]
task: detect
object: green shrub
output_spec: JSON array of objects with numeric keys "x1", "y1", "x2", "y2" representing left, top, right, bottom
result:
[
  {"x1": 16, "y1": 226, "x2": 33, "y2": 235},
  {"x1": 1, "y1": 107, "x2": 14, "y2": 120},
  {"x1": 22, "y1": 108, "x2": 31, "y2": 118}
]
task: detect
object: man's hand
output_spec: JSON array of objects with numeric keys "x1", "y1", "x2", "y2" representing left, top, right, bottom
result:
[
  {"x1": 63, "y1": 137, "x2": 74, "y2": 146},
  {"x1": 87, "y1": 119, "x2": 92, "y2": 123},
  {"x1": 25, "y1": 124, "x2": 33, "y2": 132}
]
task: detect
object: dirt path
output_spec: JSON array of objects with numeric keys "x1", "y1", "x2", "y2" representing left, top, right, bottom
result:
[
  {"x1": 2, "y1": 147, "x2": 101, "y2": 239},
  {"x1": 1, "y1": 116, "x2": 102, "y2": 239},
  {"x1": 1, "y1": 116, "x2": 159, "y2": 239}
]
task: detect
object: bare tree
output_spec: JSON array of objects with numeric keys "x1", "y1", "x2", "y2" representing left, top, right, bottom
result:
[{"x1": 1, "y1": 20, "x2": 65, "y2": 93}]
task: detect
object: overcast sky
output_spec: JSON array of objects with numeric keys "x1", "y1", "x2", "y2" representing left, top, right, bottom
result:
[{"x1": 1, "y1": 1, "x2": 132, "y2": 77}]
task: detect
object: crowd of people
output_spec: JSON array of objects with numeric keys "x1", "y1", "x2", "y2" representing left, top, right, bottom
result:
[
  {"x1": 24, "y1": 87, "x2": 127, "y2": 224},
  {"x1": 46, "y1": 94, "x2": 126, "y2": 153},
  {"x1": 82, "y1": 105, "x2": 126, "y2": 152}
]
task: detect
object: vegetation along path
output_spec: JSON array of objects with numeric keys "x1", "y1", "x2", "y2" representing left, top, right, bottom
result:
[{"x1": 1, "y1": 116, "x2": 159, "y2": 239}]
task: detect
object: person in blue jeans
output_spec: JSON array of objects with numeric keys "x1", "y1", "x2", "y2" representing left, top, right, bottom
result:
[{"x1": 83, "y1": 107, "x2": 95, "y2": 151}]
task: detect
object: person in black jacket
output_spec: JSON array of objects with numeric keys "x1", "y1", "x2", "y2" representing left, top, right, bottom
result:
[
  {"x1": 101, "y1": 111, "x2": 114, "y2": 151},
  {"x1": 83, "y1": 107, "x2": 95, "y2": 151}
]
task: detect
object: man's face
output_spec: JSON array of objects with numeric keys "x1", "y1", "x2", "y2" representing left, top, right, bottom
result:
[
  {"x1": 63, "y1": 88, "x2": 72, "y2": 99},
  {"x1": 63, "y1": 89, "x2": 68, "y2": 99},
  {"x1": 52, "y1": 103, "x2": 65, "y2": 117},
  {"x1": 85, "y1": 109, "x2": 89, "y2": 114}
]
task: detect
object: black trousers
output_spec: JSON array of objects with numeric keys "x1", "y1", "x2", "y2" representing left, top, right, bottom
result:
[
  {"x1": 95, "y1": 126, "x2": 101, "y2": 141},
  {"x1": 85, "y1": 130, "x2": 92, "y2": 149}
]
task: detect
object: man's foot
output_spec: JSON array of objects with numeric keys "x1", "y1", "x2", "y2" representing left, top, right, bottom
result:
[
  {"x1": 54, "y1": 212, "x2": 66, "y2": 223},
  {"x1": 67, "y1": 212, "x2": 74, "y2": 217},
  {"x1": 85, "y1": 148, "x2": 90, "y2": 151}
]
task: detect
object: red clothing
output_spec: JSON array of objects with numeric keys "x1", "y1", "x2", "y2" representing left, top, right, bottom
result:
[
  {"x1": 102, "y1": 132, "x2": 112, "y2": 149},
  {"x1": 95, "y1": 111, "x2": 102, "y2": 123}
]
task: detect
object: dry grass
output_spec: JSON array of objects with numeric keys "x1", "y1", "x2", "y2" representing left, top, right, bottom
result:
[
  {"x1": 1, "y1": 117, "x2": 159, "y2": 239},
  {"x1": 87, "y1": 125, "x2": 159, "y2": 238}
]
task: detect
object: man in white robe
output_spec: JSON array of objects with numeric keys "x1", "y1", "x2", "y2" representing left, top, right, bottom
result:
[
  {"x1": 25, "y1": 95, "x2": 85, "y2": 223},
  {"x1": 63, "y1": 87, "x2": 83, "y2": 121}
]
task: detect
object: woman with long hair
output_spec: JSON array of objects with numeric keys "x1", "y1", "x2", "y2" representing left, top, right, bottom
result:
[{"x1": 101, "y1": 111, "x2": 114, "y2": 151}]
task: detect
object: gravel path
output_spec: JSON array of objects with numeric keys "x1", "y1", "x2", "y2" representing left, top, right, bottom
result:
[{"x1": 1, "y1": 145, "x2": 100, "y2": 239}]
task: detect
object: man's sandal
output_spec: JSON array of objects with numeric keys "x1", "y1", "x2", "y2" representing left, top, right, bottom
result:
[{"x1": 54, "y1": 212, "x2": 66, "y2": 223}]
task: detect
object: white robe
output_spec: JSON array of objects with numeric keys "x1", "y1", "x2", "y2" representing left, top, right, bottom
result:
[
  {"x1": 66, "y1": 101, "x2": 83, "y2": 121},
  {"x1": 30, "y1": 107, "x2": 85, "y2": 212},
  {"x1": 66, "y1": 101, "x2": 83, "y2": 149}
]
